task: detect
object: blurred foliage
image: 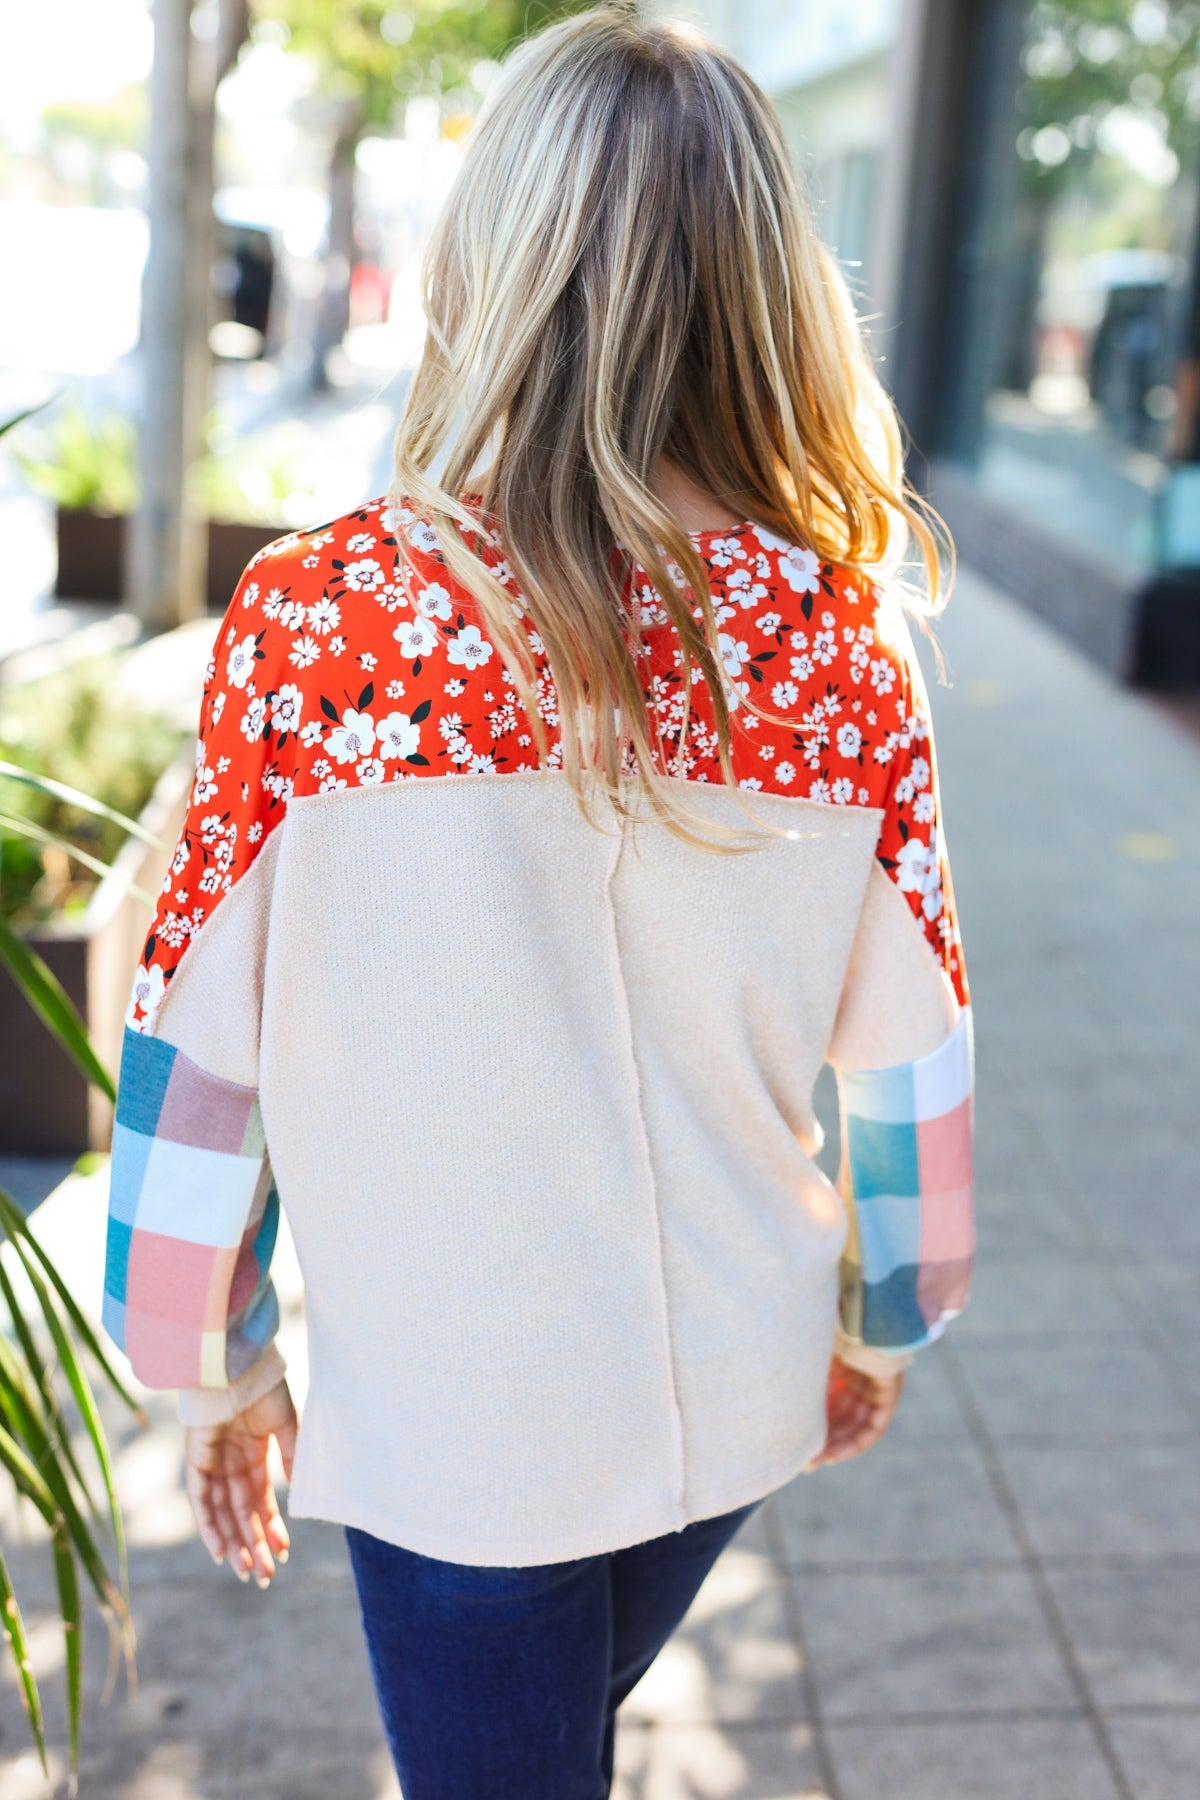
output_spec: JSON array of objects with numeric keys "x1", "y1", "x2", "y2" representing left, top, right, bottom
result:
[
  {"x1": 191, "y1": 414, "x2": 320, "y2": 525},
  {"x1": 15, "y1": 402, "x2": 139, "y2": 515},
  {"x1": 252, "y1": 0, "x2": 595, "y2": 120},
  {"x1": 1018, "y1": 0, "x2": 1200, "y2": 193},
  {"x1": 41, "y1": 83, "x2": 148, "y2": 156},
  {"x1": 0, "y1": 412, "x2": 142, "y2": 1789},
  {"x1": 0, "y1": 659, "x2": 185, "y2": 928}
]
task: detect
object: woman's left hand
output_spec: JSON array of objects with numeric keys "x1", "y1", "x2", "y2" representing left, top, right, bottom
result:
[
  {"x1": 184, "y1": 1379, "x2": 297, "y2": 1586},
  {"x1": 809, "y1": 1355, "x2": 904, "y2": 1468}
]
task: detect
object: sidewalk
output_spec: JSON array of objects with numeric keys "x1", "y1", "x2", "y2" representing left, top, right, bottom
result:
[{"x1": 1, "y1": 564, "x2": 1198, "y2": 1799}]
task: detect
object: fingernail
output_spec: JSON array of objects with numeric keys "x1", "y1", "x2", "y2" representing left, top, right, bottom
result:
[
  {"x1": 278, "y1": 1547, "x2": 289, "y2": 1563},
  {"x1": 255, "y1": 1575, "x2": 270, "y2": 1590}
]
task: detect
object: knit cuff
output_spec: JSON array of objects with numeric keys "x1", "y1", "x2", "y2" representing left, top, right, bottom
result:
[
  {"x1": 833, "y1": 1325, "x2": 914, "y2": 1382},
  {"x1": 176, "y1": 1343, "x2": 288, "y2": 1427}
]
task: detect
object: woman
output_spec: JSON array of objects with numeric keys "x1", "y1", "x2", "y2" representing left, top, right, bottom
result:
[{"x1": 102, "y1": 10, "x2": 973, "y2": 1795}]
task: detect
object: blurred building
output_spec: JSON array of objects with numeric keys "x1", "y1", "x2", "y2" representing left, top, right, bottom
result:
[{"x1": 646, "y1": 0, "x2": 1200, "y2": 687}]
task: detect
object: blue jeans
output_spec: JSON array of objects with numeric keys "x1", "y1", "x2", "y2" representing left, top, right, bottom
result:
[{"x1": 344, "y1": 1499, "x2": 762, "y2": 1799}]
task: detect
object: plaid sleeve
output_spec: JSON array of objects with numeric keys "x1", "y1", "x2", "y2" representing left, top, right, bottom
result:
[
  {"x1": 102, "y1": 1026, "x2": 281, "y2": 1402},
  {"x1": 835, "y1": 1007, "x2": 974, "y2": 1357}
]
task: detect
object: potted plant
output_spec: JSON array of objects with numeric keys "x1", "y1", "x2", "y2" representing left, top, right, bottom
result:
[
  {"x1": 15, "y1": 402, "x2": 138, "y2": 600},
  {"x1": 15, "y1": 399, "x2": 319, "y2": 606},
  {"x1": 0, "y1": 656, "x2": 191, "y2": 1152}
]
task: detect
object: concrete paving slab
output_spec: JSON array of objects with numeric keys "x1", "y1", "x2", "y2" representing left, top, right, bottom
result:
[
  {"x1": 997, "y1": 1439, "x2": 1200, "y2": 1558},
  {"x1": 1044, "y1": 1562, "x2": 1200, "y2": 1709},
  {"x1": 621, "y1": 1546, "x2": 809, "y2": 1727},
  {"x1": 951, "y1": 1334, "x2": 1195, "y2": 1441},
  {"x1": 824, "y1": 1715, "x2": 1124, "y2": 1800},
  {"x1": 1105, "y1": 1712, "x2": 1200, "y2": 1800},
  {"x1": 789, "y1": 1567, "x2": 1078, "y2": 1720},
  {"x1": 953, "y1": 1249, "x2": 1135, "y2": 1337},
  {"x1": 773, "y1": 1434, "x2": 1017, "y2": 1570},
  {"x1": 612, "y1": 1721, "x2": 827, "y2": 1800}
]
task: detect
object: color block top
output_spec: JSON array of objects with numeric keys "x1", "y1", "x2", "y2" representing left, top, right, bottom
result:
[{"x1": 101, "y1": 491, "x2": 973, "y2": 1566}]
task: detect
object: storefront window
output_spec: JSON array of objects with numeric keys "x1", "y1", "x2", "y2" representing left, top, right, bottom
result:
[{"x1": 945, "y1": 0, "x2": 1200, "y2": 573}]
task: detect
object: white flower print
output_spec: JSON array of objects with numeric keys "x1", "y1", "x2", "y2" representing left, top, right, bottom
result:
[
  {"x1": 394, "y1": 617, "x2": 439, "y2": 659},
  {"x1": 469, "y1": 753, "x2": 496, "y2": 774},
  {"x1": 385, "y1": 679, "x2": 405, "y2": 699},
  {"x1": 707, "y1": 536, "x2": 746, "y2": 568},
  {"x1": 445, "y1": 678, "x2": 466, "y2": 697},
  {"x1": 328, "y1": 635, "x2": 347, "y2": 656},
  {"x1": 278, "y1": 598, "x2": 306, "y2": 631},
  {"x1": 832, "y1": 777, "x2": 854, "y2": 804},
  {"x1": 775, "y1": 760, "x2": 796, "y2": 785},
  {"x1": 271, "y1": 683, "x2": 303, "y2": 735},
  {"x1": 438, "y1": 712, "x2": 464, "y2": 742},
  {"x1": 809, "y1": 777, "x2": 830, "y2": 803},
  {"x1": 326, "y1": 707, "x2": 376, "y2": 765},
  {"x1": 771, "y1": 680, "x2": 799, "y2": 709},
  {"x1": 777, "y1": 545, "x2": 821, "y2": 595},
  {"x1": 307, "y1": 596, "x2": 341, "y2": 635},
  {"x1": 240, "y1": 696, "x2": 266, "y2": 741},
  {"x1": 346, "y1": 533, "x2": 376, "y2": 554},
  {"x1": 790, "y1": 654, "x2": 813, "y2": 682},
  {"x1": 756, "y1": 612, "x2": 781, "y2": 635},
  {"x1": 417, "y1": 583, "x2": 452, "y2": 621},
  {"x1": 319, "y1": 773, "x2": 348, "y2": 793},
  {"x1": 718, "y1": 634, "x2": 750, "y2": 678},
  {"x1": 192, "y1": 765, "x2": 218, "y2": 804},
  {"x1": 342, "y1": 558, "x2": 385, "y2": 592},
  {"x1": 262, "y1": 587, "x2": 286, "y2": 619},
  {"x1": 299, "y1": 719, "x2": 324, "y2": 748},
  {"x1": 913, "y1": 790, "x2": 936, "y2": 824},
  {"x1": 126, "y1": 962, "x2": 166, "y2": 1028},
  {"x1": 289, "y1": 634, "x2": 321, "y2": 669},
  {"x1": 226, "y1": 633, "x2": 259, "y2": 689},
  {"x1": 377, "y1": 711, "x2": 420, "y2": 760},
  {"x1": 355, "y1": 757, "x2": 386, "y2": 784},
  {"x1": 446, "y1": 625, "x2": 493, "y2": 669},
  {"x1": 836, "y1": 722, "x2": 862, "y2": 759},
  {"x1": 869, "y1": 657, "x2": 895, "y2": 696},
  {"x1": 895, "y1": 834, "x2": 943, "y2": 920},
  {"x1": 813, "y1": 630, "x2": 836, "y2": 665},
  {"x1": 738, "y1": 776, "x2": 763, "y2": 790},
  {"x1": 909, "y1": 755, "x2": 931, "y2": 791},
  {"x1": 408, "y1": 520, "x2": 440, "y2": 554}
]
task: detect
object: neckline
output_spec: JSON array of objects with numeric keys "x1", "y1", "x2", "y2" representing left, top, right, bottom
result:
[{"x1": 454, "y1": 490, "x2": 755, "y2": 547}]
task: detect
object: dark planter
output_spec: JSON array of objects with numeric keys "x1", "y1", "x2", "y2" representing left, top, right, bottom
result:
[
  {"x1": 54, "y1": 507, "x2": 125, "y2": 601},
  {"x1": 0, "y1": 752, "x2": 193, "y2": 1156},
  {"x1": 206, "y1": 519, "x2": 286, "y2": 609},
  {"x1": 1131, "y1": 568, "x2": 1200, "y2": 691},
  {"x1": 53, "y1": 511, "x2": 286, "y2": 609}
]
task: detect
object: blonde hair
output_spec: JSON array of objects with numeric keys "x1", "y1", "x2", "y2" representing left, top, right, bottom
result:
[{"x1": 390, "y1": 4, "x2": 950, "y2": 846}]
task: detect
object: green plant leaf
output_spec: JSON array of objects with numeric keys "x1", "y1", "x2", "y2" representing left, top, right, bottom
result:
[
  {"x1": 5, "y1": 1239, "x2": 130, "y2": 1596},
  {"x1": 50, "y1": 1519, "x2": 82, "y2": 1786},
  {"x1": 0, "y1": 1546, "x2": 48, "y2": 1779},
  {"x1": 0, "y1": 1257, "x2": 101, "y2": 1529},
  {"x1": 0, "y1": 394, "x2": 57, "y2": 439},
  {"x1": 0, "y1": 811, "x2": 156, "y2": 906},
  {"x1": 0, "y1": 1188, "x2": 144, "y2": 1417},
  {"x1": 0, "y1": 761, "x2": 163, "y2": 846},
  {"x1": 0, "y1": 915, "x2": 115, "y2": 1101}
]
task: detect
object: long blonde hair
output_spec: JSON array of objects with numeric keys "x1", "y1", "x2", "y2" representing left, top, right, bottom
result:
[{"x1": 390, "y1": 4, "x2": 950, "y2": 846}]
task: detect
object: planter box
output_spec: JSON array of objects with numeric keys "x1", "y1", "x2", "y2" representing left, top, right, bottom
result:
[
  {"x1": 54, "y1": 509, "x2": 284, "y2": 609},
  {"x1": 54, "y1": 507, "x2": 125, "y2": 601},
  {"x1": 0, "y1": 749, "x2": 194, "y2": 1155}
]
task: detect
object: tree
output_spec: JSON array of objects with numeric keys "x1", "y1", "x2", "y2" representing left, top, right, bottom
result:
[
  {"x1": 129, "y1": 0, "x2": 250, "y2": 631},
  {"x1": 253, "y1": 0, "x2": 592, "y2": 384}
]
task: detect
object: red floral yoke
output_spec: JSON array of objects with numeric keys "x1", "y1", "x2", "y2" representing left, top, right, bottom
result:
[{"x1": 127, "y1": 493, "x2": 966, "y2": 1031}]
